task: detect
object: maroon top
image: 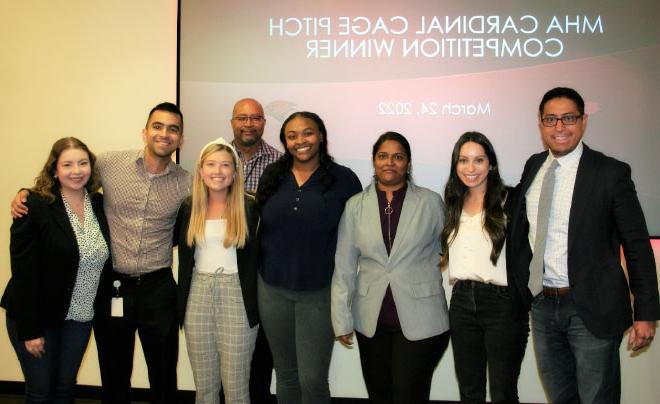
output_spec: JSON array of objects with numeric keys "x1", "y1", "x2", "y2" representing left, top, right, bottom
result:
[{"x1": 375, "y1": 184, "x2": 407, "y2": 327}]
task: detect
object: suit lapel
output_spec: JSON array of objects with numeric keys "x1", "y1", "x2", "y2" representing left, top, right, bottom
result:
[
  {"x1": 50, "y1": 195, "x2": 78, "y2": 249},
  {"x1": 388, "y1": 184, "x2": 419, "y2": 260},
  {"x1": 521, "y1": 153, "x2": 547, "y2": 195},
  {"x1": 567, "y1": 145, "x2": 597, "y2": 255},
  {"x1": 363, "y1": 184, "x2": 389, "y2": 262},
  {"x1": 91, "y1": 194, "x2": 111, "y2": 246}
]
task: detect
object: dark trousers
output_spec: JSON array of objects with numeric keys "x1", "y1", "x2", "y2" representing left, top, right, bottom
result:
[
  {"x1": 356, "y1": 325, "x2": 449, "y2": 404},
  {"x1": 258, "y1": 275, "x2": 335, "y2": 404},
  {"x1": 532, "y1": 293, "x2": 622, "y2": 404},
  {"x1": 449, "y1": 280, "x2": 529, "y2": 404},
  {"x1": 7, "y1": 317, "x2": 92, "y2": 404},
  {"x1": 249, "y1": 326, "x2": 276, "y2": 404},
  {"x1": 94, "y1": 269, "x2": 179, "y2": 404}
]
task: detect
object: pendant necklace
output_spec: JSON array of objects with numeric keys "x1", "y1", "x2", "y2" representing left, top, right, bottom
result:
[{"x1": 385, "y1": 199, "x2": 393, "y2": 251}]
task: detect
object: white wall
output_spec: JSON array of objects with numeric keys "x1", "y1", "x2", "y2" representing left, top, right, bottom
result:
[
  {"x1": 0, "y1": 0, "x2": 194, "y2": 391},
  {"x1": 0, "y1": 2, "x2": 658, "y2": 402}
]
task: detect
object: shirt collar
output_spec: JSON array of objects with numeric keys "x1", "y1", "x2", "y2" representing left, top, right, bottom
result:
[
  {"x1": 375, "y1": 182, "x2": 408, "y2": 197},
  {"x1": 232, "y1": 139, "x2": 265, "y2": 161},
  {"x1": 136, "y1": 148, "x2": 174, "y2": 177},
  {"x1": 548, "y1": 141, "x2": 583, "y2": 168}
]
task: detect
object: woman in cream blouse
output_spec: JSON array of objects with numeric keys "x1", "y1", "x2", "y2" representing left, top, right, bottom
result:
[{"x1": 441, "y1": 131, "x2": 529, "y2": 404}]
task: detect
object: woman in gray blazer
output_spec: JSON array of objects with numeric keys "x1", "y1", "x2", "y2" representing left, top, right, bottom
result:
[{"x1": 331, "y1": 132, "x2": 450, "y2": 404}]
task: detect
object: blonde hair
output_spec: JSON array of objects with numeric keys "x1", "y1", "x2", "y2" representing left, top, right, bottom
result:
[{"x1": 186, "y1": 142, "x2": 248, "y2": 248}]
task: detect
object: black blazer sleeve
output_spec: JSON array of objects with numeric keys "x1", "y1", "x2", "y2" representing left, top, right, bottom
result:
[
  {"x1": 91, "y1": 192, "x2": 114, "y2": 314},
  {"x1": 236, "y1": 195, "x2": 260, "y2": 327},
  {"x1": 175, "y1": 196, "x2": 194, "y2": 327},
  {"x1": 3, "y1": 196, "x2": 44, "y2": 340},
  {"x1": 615, "y1": 174, "x2": 659, "y2": 321}
]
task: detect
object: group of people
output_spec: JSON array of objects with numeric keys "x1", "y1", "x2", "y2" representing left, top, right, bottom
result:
[{"x1": 2, "y1": 87, "x2": 658, "y2": 404}]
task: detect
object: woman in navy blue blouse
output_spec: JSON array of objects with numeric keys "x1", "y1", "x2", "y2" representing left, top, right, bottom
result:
[{"x1": 256, "y1": 112, "x2": 361, "y2": 404}]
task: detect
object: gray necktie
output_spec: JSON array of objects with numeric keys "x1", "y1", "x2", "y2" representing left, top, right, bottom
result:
[{"x1": 528, "y1": 159, "x2": 559, "y2": 297}]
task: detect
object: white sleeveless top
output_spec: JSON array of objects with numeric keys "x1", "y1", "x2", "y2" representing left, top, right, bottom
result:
[{"x1": 194, "y1": 219, "x2": 238, "y2": 274}]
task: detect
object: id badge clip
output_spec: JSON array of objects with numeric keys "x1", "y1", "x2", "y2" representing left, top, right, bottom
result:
[{"x1": 111, "y1": 280, "x2": 123, "y2": 317}]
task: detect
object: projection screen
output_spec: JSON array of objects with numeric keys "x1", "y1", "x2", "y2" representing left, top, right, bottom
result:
[{"x1": 180, "y1": 0, "x2": 660, "y2": 400}]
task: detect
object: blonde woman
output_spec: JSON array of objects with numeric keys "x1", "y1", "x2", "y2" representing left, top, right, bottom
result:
[{"x1": 176, "y1": 137, "x2": 260, "y2": 404}]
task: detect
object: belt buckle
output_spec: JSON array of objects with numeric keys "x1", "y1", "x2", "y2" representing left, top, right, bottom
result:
[{"x1": 124, "y1": 273, "x2": 142, "y2": 285}]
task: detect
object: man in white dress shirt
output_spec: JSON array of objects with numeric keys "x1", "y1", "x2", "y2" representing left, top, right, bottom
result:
[{"x1": 507, "y1": 87, "x2": 659, "y2": 404}]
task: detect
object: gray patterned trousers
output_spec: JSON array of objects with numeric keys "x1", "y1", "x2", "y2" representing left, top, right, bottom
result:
[{"x1": 185, "y1": 271, "x2": 259, "y2": 404}]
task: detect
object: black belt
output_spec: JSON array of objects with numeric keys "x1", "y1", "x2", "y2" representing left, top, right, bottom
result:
[
  {"x1": 112, "y1": 267, "x2": 171, "y2": 285},
  {"x1": 542, "y1": 286, "x2": 571, "y2": 297},
  {"x1": 454, "y1": 279, "x2": 508, "y2": 291}
]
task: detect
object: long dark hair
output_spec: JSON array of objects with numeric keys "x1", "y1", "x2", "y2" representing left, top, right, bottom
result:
[
  {"x1": 256, "y1": 111, "x2": 335, "y2": 205},
  {"x1": 440, "y1": 131, "x2": 507, "y2": 268},
  {"x1": 32, "y1": 137, "x2": 100, "y2": 202}
]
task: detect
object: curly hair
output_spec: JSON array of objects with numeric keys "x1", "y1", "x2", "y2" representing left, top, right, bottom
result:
[
  {"x1": 256, "y1": 111, "x2": 335, "y2": 206},
  {"x1": 32, "y1": 137, "x2": 101, "y2": 201}
]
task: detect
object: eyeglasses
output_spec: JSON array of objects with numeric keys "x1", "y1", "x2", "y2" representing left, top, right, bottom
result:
[
  {"x1": 541, "y1": 114, "x2": 582, "y2": 127},
  {"x1": 232, "y1": 115, "x2": 265, "y2": 124}
]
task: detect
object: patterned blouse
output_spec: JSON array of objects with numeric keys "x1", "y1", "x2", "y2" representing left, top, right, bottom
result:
[{"x1": 62, "y1": 190, "x2": 110, "y2": 322}]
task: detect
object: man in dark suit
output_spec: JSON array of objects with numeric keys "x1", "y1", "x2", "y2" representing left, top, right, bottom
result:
[{"x1": 507, "y1": 87, "x2": 659, "y2": 403}]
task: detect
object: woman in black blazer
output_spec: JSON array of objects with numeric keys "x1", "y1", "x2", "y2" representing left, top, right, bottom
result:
[
  {"x1": 1, "y1": 137, "x2": 111, "y2": 403},
  {"x1": 175, "y1": 137, "x2": 260, "y2": 404}
]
